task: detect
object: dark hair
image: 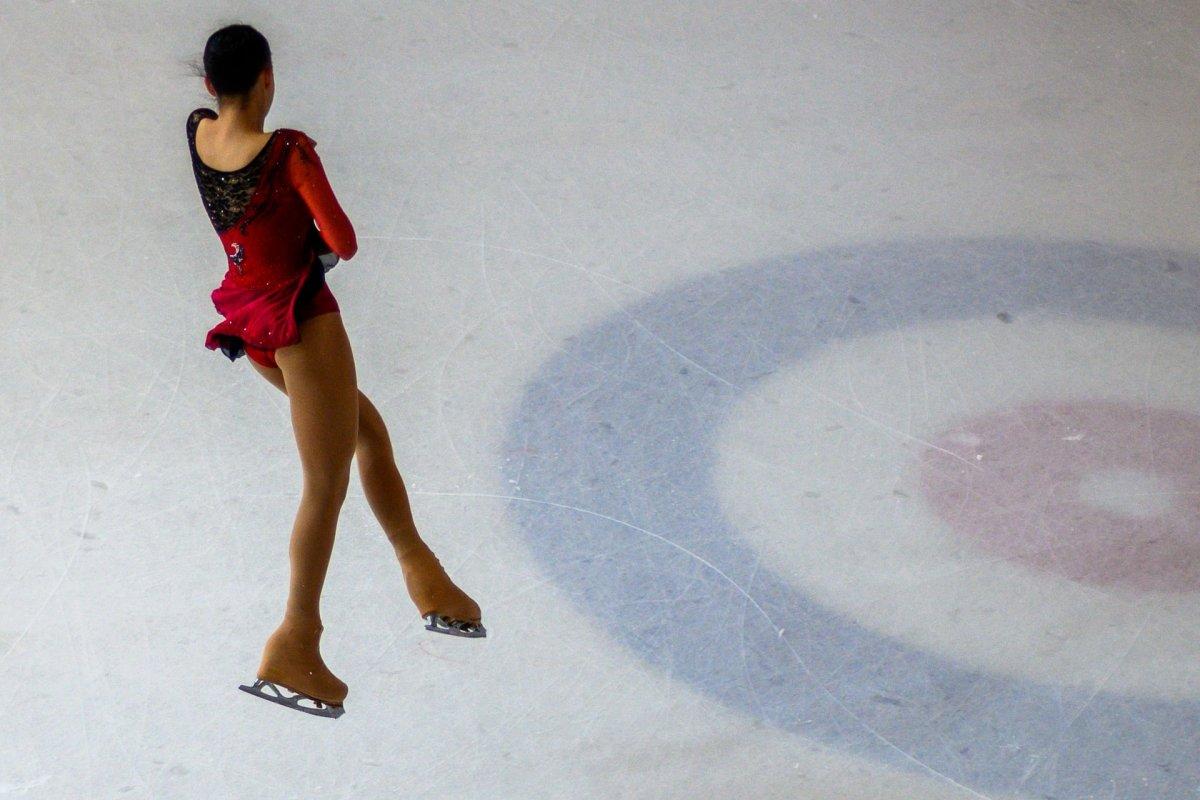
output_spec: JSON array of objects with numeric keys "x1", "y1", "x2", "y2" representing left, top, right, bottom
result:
[{"x1": 190, "y1": 24, "x2": 272, "y2": 103}]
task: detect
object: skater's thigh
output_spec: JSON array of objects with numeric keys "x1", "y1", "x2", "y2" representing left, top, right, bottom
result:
[
  {"x1": 248, "y1": 357, "x2": 287, "y2": 394},
  {"x1": 274, "y1": 312, "x2": 359, "y2": 483}
]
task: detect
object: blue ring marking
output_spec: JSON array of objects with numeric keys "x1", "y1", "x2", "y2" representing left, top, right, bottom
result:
[{"x1": 501, "y1": 239, "x2": 1200, "y2": 798}]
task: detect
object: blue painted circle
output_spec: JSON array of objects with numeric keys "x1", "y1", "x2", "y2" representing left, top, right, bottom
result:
[{"x1": 501, "y1": 239, "x2": 1200, "y2": 798}]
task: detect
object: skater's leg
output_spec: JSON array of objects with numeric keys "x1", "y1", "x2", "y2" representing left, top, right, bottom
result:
[
  {"x1": 353, "y1": 393, "x2": 419, "y2": 554},
  {"x1": 275, "y1": 311, "x2": 357, "y2": 623},
  {"x1": 248, "y1": 362, "x2": 426, "y2": 556},
  {"x1": 249, "y1": 356, "x2": 482, "y2": 632},
  {"x1": 261, "y1": 311, "x2": 358, "y2": 704},
  {"x1": 355, "y1": 393, "x2": 482, "y2": 627},
  {"x1": 248, "y1": 357, "x2": 287, "y2": 393}
]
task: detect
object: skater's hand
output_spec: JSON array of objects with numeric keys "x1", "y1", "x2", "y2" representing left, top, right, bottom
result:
[{"x1": 307, "y1": 222, "x2": 340, "y2": 272}]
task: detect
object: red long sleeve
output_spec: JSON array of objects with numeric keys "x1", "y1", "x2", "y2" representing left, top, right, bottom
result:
[{"x1": 287, "y1": 134, "x2": 358, "y2": 260}]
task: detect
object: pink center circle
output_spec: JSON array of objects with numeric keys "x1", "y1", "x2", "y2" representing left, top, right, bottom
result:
[{"x1": 918, "y1": 400, "x2": 1200, "y2": 592}]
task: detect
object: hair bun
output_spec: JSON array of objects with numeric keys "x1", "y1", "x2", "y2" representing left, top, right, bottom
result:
[{"x1": 203, "y1": 24, "x2": 272, "y2": 99}]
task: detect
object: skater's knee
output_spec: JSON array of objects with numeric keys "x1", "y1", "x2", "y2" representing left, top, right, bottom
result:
[{"x1": 303, "y1": 461, "x2": 353, "y2": 503}]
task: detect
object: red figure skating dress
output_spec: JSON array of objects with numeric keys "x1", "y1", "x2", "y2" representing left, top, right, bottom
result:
[{"x1": 186, "y1": 108, "x2": 356, "y2": 368}]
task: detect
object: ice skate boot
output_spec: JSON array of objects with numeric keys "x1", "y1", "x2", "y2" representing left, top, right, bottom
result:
[
  {"x1": 398, "y1": 541, "x2": 486, "y2": 638},
  {"x1": 238, "y1": 621, "x2": 348, "y2": 717}
]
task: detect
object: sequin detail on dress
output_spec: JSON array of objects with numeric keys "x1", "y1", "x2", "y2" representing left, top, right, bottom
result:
[{"x1": 186, "y1": 108, "x2": 282, "y2": 235}]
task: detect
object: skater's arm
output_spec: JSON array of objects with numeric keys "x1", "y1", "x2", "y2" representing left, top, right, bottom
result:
[{"x1": 288, "y1": 134, "x2": 358, "y2": 260}]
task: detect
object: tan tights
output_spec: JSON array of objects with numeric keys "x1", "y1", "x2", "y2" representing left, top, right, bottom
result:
[{"x1": 250, "y1": 312, "x2": 480, "y2": 706}]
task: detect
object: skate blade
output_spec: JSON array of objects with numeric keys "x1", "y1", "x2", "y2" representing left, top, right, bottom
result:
[
  {"x1": 238, "y1": 679, "x2": 345, "y2": 719},
  {"x1": 423, "y1": 613, "x2": 487, "y2": 638}
]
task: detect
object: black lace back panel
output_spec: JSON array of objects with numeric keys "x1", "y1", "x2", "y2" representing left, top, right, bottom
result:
[{"x1": 187, "y1": 108, "x2": 281, "y2": 234}]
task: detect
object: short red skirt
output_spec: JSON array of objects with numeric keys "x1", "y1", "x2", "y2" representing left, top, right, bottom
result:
[{"x1": 206, "y1": 260, "x2": 339, "y2": 370}]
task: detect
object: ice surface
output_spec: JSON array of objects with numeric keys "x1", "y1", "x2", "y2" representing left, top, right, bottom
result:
[{"x1": 2, "y1": 2, "x2": 1199, "y2": 798}]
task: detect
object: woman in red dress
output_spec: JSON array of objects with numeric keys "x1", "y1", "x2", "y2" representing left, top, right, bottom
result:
[{"x1": 187, "y1": 24, "x2": 485, "y2": 718}]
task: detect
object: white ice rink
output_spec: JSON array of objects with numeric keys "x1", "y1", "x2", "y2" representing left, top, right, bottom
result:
[{"x1": 3, "y1": 2, "x2": 1200, "y2": 798}]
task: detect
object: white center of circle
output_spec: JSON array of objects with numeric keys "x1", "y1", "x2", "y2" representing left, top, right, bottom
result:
[
  {"x1": 1076, "y1": 468, "x2": 1178, "y2": 519},
  {"x1": 713, "y1": 312, "x2": 1200, "y2": 700}
]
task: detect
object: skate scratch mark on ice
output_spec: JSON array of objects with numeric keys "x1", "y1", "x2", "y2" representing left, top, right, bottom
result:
[
  {"x1": 0, "y1": 776, "x2": 50, "y2": 794},
  {"x1": 417, "y1": 639, "x2": 468, "y2": 664},
  {"x1": 477, "y1": 184, "x2": 614, "y2": 383},
  {"x1": 507, "y1": 430, "x2": 533, "y2": 495},
  {"x1": 490, "y1": 573, "x2": 557, "y2": 606},
  {"x1": 733, "y1": 361, "x2": 973, "y2": 467},
  {"x1": 478, "y1": 200, "x2": 521, "y2": 351},
  {"x1": 362, "y1": 234, "x2": 702, "y2": 410},
  {"x1": 570, "y1": 12, "x2": 597, "y2": 116},
  {"x1": 1014, "y1": 601, "x2": 1160, "y2": 795},
  {"x1": 509, "y1": 180, "x2": 573, "y2": 261},
  {"x1": 115, "y1": 336, "x2": 186, "y2": 484},
  {"x1": 65, "y1": 547, "x2": 154, "y2": 800},
  {"x1": 507, "y1": 178, "x2": 649, "y2": 373},
  {"x1": 63, "y1": 604, "x2": 97, "y2": 789},
  {"x1": 568, "y1": 668, "x2": 626, "y2": 746},
  {"x1": 3, "y1": 385, "x2": 63, "y2": 506},
  {"x1": 417, "y1": 490, "x2": 996, "y2": 800},
  {"x1": 435, "y1": 315, "x2": 487, "y2": 479},
  {"x1": 795, "y1": 382, "x2": 974, "y2": 467},
  {"x1": 0, "y1": 447, "x2": 93, "y2": 675},
  {"x1": 896, "y1": 325, "x2": 915, "y2": 438},
  {"x1": 738, "y1": 557, "x2": 769, "y2": 722},
  {"x1": 675, "y1": 281, "x2": 974, "y2": 467},
  {"x1": 357, "y1": 236, "x2": 653, "y2": 296},
  {"x1": 361, "y1": 234, "x2": 682, "y2": 412},
  {"x1": 377, "y1": 360, "x2": 445, "y2": 411}
]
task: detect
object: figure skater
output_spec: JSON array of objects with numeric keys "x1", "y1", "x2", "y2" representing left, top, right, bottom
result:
[{"x1": 186, "y1": 23, "x2": 485, "y2": 718}]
